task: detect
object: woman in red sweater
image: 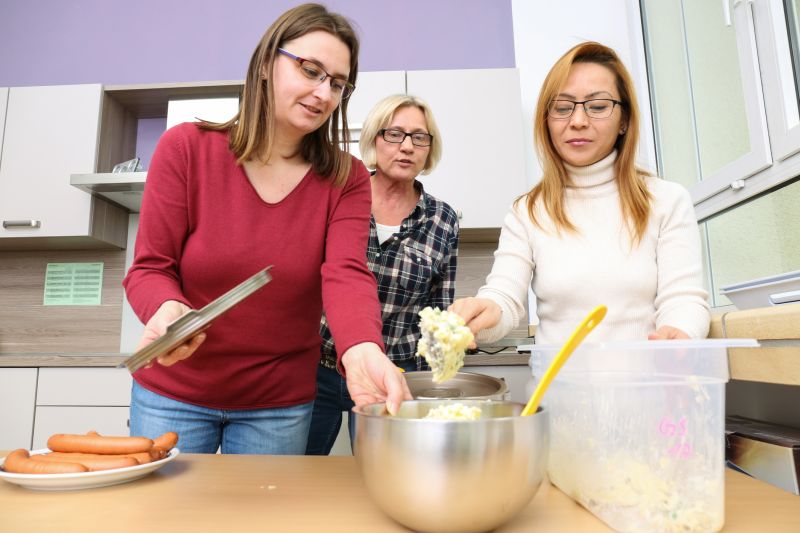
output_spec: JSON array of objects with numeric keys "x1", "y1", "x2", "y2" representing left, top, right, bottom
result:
[{"x1": 123, "y1": 3, "x2": 410, "y2": 454}]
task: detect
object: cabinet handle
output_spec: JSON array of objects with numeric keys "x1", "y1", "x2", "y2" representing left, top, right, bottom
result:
[
  {"x1": 3, "y1": 219, "x2": 41, "y2": 228},
  {"x1": 729, "y1": 180, "x2": 746, "y2": 191}
]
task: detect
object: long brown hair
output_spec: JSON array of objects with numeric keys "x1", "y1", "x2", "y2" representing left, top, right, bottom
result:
[
  {"x1": 202, "y1": 3, "x2": 358, "y2": 187},
  {"x1": 526, "y1": 41, "x2": 652, "y2": 245}
]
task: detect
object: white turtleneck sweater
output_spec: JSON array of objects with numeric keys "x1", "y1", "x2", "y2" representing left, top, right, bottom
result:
[{"x1": 476, "y1": 151, "x2": 710, "y2": 345}]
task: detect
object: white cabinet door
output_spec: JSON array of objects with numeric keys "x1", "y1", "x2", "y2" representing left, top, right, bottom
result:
[
  {"x1": 407, "y1": 68, "x2": 528, "y2": 228},
  {"x1": 0, "y1": 88, "x2": 7, "y2": 170},
  {"x1": 32, "y1": 407, "x2": 131, "y2": 449},
  {"x1": 0, "y1": 368, "x2": 37, "y2": 450},
  {"x1": 37, "y1": 367, "x2": 132, "y2": 406},
  {"x1": 0, "y1": 84, "x2": 101, "y2": 238},
  {"x1": 341, "y1": 71, "x2": 406, "y2": 160}
]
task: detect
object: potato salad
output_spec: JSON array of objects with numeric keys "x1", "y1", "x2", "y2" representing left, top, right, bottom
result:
[
  {"x1": 416, "y1": 307, "x2": 474, "y2": 383},
  {"x1": 424, "y1": 403, "x2": 482, "y2": 420}
]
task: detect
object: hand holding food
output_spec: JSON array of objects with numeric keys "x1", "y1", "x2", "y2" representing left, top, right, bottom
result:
[
  {"x1": 447, "y1": 297, "x2": 502, "y2": 346},
  {"x1": 416, "y1": 307, "x2": 474, "y2": 383}
]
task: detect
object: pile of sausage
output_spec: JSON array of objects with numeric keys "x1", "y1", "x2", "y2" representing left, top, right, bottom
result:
[{"x1": 1, "y1": 431, "x2": 178, "y2": 474}]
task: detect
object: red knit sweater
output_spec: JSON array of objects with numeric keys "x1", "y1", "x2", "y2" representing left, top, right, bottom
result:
[{"x1": 123, "y1": 123, "x2": 383, "y2": 409}]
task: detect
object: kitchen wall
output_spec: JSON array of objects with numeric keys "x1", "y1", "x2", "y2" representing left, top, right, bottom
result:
[
  {"x1": 0, "y1": 0, "x2": 519, "y2": 353},
  {"x1": 0, "y1": 0, "x2": 515, "y2": 86}
]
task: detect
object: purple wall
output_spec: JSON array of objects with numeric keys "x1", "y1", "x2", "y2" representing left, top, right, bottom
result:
[{"x1": 0, "y1": 0, "x2": 515, "y2": 87}]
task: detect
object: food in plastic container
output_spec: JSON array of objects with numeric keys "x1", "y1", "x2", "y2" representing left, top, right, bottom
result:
[{"x1": 528, "y1": 339, "x2": 757, "y2": 532}]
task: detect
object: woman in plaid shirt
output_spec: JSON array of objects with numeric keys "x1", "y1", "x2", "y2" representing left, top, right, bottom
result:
[{"x1": 306, "y1": 94, "x2": 460, "y2": 455}]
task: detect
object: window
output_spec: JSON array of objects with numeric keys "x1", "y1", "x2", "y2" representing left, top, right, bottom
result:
[{"x1": 641, "y1": 0, "x2": 800, "y2": 302}]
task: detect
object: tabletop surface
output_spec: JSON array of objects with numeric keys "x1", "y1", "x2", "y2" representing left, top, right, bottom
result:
[{"x1": 0, "y1": 453, "x2": 798, "y2": 532}]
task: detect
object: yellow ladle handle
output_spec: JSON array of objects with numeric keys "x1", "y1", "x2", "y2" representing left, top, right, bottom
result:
[{"x1": 521, "y1": 305, "x2": 607, "y2": 416}]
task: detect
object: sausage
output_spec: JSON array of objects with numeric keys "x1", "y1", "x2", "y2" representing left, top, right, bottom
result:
[
  {"x1": 47, "y1": 433, "x2": 154, "y2": 455},
  {"x1": 152, "y1": 432, "x2": 179, "y2": 451},
  {"x1": 31, "y1": 453, "x2": 138, "y2": 471},
  {"x1": 2, "y1": 449, "x2": 88, "y2": 474}
]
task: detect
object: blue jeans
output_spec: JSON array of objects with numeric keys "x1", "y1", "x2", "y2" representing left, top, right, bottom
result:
[
  {"x1": 130, "y1": 381, "x2": 313, "y2": 455},
  {"x1": 305, "y1": 358, "x2": 418, "y2": 455}
]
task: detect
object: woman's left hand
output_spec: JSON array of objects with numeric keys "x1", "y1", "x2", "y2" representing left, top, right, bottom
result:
[
  {"x1": 341, "y1": 342, "x2": 413, "y2": 415},
  {"x1": 648, "y1": 326, "x2": 690, "y2": 340}
]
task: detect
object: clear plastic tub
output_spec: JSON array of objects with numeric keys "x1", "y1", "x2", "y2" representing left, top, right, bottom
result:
[{"x1": 527, "y1": 339, "x2": 757, "y2": 533}]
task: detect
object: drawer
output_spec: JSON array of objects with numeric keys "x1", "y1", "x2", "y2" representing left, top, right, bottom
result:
[
  {"x1": 37, "y1": 367, "x2": 132, "y2": 406},
  {"x1": 32, "y1": 406, "x2": 130, "y2": 449}
]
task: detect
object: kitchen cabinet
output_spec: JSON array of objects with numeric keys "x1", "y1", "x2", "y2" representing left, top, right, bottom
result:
[
  {"x1": 407, "y1": 68, "x2": 528, "y2": 228},
  {"x1": 31, "y1": 367, "x2": 132, "y2": 449},
  {"x1": 342, "y1": 71, "x2": 406, "y2": 159},
  {"x1": 0, "y1": 88, "x2": 7, "y2": 169},
  {"x1": 0, "y1": 84, "x2": 127, "y2": 250},
  {"x1": 0, "y1": 368, "x2": 37, "y2": 450}
]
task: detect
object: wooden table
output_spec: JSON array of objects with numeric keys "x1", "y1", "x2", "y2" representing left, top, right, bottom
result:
[{"x1": 0, "y1": 454, "x2": 797, "y2": 532}]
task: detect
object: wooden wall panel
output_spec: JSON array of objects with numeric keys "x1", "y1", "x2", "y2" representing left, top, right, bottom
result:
[{"x1": 0, "y1": 250, "x2": 126, "y2": 353}]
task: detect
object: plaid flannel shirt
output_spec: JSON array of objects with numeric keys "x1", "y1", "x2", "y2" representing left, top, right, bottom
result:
[{"x1": 320, "y1": 182, "x2": 459, "y2": 371}]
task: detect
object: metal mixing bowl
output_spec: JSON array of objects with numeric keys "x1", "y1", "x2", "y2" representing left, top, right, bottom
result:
[
  {"x1": 404, "y1": 371, "x2": 508, "y2": 400},
  {"x1": 353, "y1": 400, "x2": 549, "y2": 533}
]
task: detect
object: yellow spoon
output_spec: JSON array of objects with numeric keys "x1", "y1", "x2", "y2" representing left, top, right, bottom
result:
[{"x1": 522, "y1": 305, "x2": 607, "y2": 416}]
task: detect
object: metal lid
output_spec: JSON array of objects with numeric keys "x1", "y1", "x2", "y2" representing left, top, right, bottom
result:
[
  {"x1": 121, "y1": 266, "x2": 273, "y2": 373},
  {"x1": 404, "y1": 371, "x2": 508, "y2": 400}
]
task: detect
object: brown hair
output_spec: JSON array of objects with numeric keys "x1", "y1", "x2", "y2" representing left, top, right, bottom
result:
[
  {"x1": 526, "y1": 41, "x2": 652, "y2": 245},
  {"x1": 202, "y1": 3, "x2": 359, "y2": 187}
]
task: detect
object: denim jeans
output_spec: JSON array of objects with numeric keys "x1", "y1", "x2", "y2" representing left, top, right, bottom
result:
[
  {"x1": 130, "y1": 381, "x2": 313, "y2": 454},
  {"x1": 305, "y1": 358, "x2": 419, "y2": 455}
]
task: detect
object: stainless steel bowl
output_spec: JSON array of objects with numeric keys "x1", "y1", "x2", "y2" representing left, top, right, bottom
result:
[
  {"x1": 404, "y1": 371, "x2": 508, "y2": 400},
  {"x1": 353, "y1": 400, "x2": 549, "y2": 533}
]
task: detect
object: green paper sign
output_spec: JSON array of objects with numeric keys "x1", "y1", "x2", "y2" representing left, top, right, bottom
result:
[{"x1": 43, "y1": 262, "x2": 104, "y2": 306}]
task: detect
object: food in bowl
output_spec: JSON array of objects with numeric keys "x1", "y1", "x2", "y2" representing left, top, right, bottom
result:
[
  {"x1": 354, "y1": 400, "x2": 548, "y2": 533},
  {"x1": 423, "y1": 402, "x2": 482, "y2": 420},
  {"x1": 416, "y1": 307, "x2": 474, "y2": 383}
]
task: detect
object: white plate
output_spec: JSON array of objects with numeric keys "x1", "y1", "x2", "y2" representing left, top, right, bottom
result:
[{"x1": 0, "y1": 448, "x2": 180, "y2": 491}]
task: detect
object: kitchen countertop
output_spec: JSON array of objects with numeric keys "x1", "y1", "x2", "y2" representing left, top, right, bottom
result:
[
  {"x1": 0, "y1": 348, "x2": 532, "y2": 368},
  {"x1": 709, "y1": 303, "x2": 800, "y2": 385},
  {"x1": 0, "y1": 454, "x2": 797, "y2": 532}
]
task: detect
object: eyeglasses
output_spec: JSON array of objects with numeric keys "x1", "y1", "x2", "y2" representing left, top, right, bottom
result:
[
  {"x1": 379, "y1": 128, "x2": 433, "y2": 147},
  {"x1": 547, "y1": 98, "x2": 623, "y2": 119},
  {"x1": 276, "y1": 48, "x2": 355, "y2": 100}
]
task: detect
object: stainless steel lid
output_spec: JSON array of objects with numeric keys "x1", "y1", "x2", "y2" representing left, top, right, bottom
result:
[
  {"x1": 404, "y1": 371, "x2": 508, "y2": 400},
  {"x1": 121, "y1": 266, "x2": 273, "y2": 373}
]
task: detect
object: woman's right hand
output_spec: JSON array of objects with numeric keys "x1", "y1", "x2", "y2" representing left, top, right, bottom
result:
[
  {"x1": 135, "y1": 300, "x2": 206, "y2": 368},
  {"x1": 448, "y1": 297, "x2": 502, "y2": 346}
]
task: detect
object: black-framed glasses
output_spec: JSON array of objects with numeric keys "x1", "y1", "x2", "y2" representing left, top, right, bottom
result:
[
  {"x1": 379, "y1": 128, "x2": 433, "y2": 147},
  {"x1": 276, "y1": 48, "x2": 355, "y2": 100},
  {"x1": 548, "y1": 98, "x2": 623, "y2": 119}
]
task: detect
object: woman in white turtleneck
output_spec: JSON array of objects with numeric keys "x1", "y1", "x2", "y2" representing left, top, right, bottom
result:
[{"x1": 450, "y1": 42, "x2": 710, "y2": 345}]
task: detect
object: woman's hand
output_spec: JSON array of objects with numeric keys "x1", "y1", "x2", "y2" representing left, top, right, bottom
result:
[
  {"x1": 341, "y1": 342, "x2": 413, "y2": 416},
  {"x1": 135, "y1": 300, "x2": 206, "y2": 368},
  {"x1": 448, "y1": 297, "x2": 502, "y2": 347},
  {"x1": 648, "y1": 326, "x2": 690, "y2": 340}
]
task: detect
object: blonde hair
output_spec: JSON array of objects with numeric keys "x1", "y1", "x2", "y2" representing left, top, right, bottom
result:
[
  {"x1": 359, "y1": 94, "x2": 442, "y2": 175},
  {"x1": 201, "y1": 3, "x2": 358, "y2": 187},
  {"x1": 526, "y1": 41, "x2": 652, "y2": 245}
]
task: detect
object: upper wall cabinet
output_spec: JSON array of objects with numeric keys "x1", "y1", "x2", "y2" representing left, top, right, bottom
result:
[
  {"x1": 0, "y1": 88, "x2": 7, "y2": 170},
  {"x1": 0, "y1": 84, "x2": 127, "y2": 250},
  {"x1": 407, "y1": 68, "x2": 528, "y2": 228},
  {"x1": 342, "y1": 71, "x2": 406, "y2": 160}
]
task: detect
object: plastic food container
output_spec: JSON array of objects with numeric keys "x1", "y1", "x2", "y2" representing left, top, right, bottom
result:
[{"x1": 527, "y1": 339, "x2": 757, "y2": 532}]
